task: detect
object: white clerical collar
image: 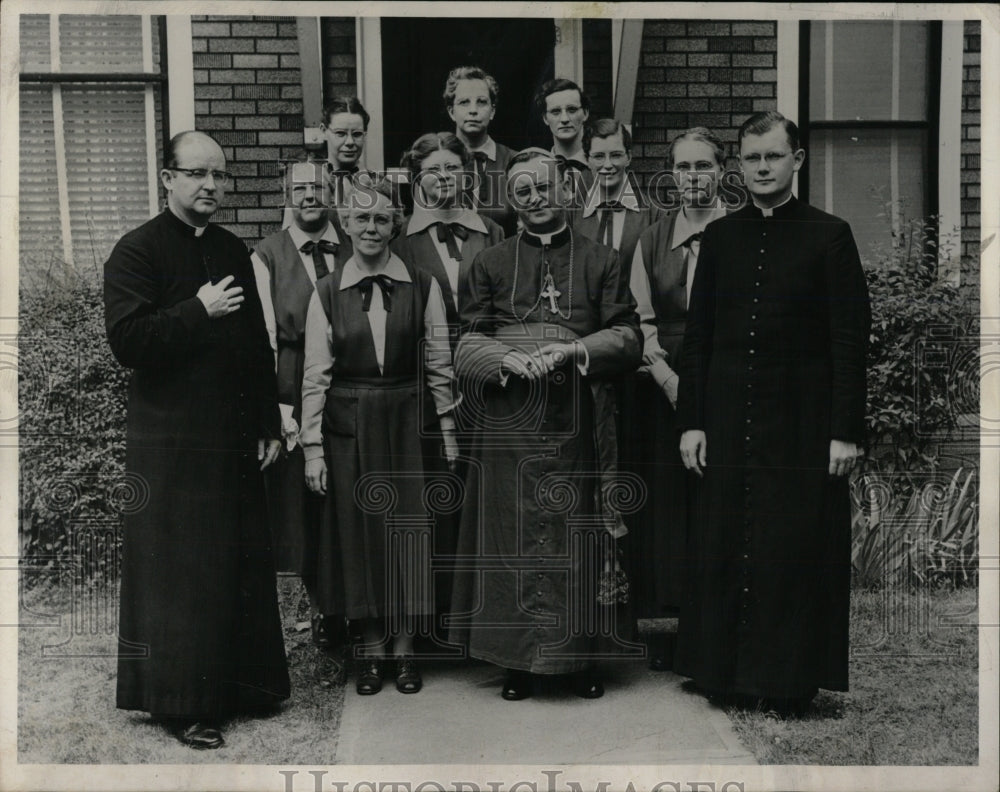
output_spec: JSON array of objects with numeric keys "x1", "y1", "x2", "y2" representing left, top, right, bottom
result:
[
  {"x1": 339, "y1": 253, "x2": 412, "y2": 289},
  {"x1": 581, "y1": 179, "x2": 641, "y2": 218},
  {"x1": 467, "y1": 136, "x2": 497, "y2": 162},
  {"x1": 752, "y1": 193, "x2": 793, "y2": 217},
  {"x1": 671, "y1": 203, "x2": 728, "y2": 250},
  {"x1": 288, "y1": 219, "x2": 339, "y2": 249},
  {"x1": 168, "y1": 207, "x2": 208, "y2": 236},
  {"x1": 522, "y1": 223, "x2": 568, "y2": 246},
  {"x1": 407, "y1": 205, "x2": 487, "y2": 236}
]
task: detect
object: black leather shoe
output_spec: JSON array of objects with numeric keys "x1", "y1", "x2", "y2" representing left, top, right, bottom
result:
[
  {"x1": 174, "y1": 722, "x2": 224, "y2": 750},
  {"x1": 572, "y1": 669, "x2": 605, "y2": 699},
  {"x1": 355, "y1": 659, "x2": 384, "y2": 695},
  {"x1": 501, "y1": 670, "x2": 532, "y2": 701},
  {"x1": 395, "y1": 655, "x2": 422, "y2": 694}
]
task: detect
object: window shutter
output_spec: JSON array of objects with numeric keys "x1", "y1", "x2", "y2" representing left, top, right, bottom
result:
[
  {"x1": 59, "y1": 15, "x2": 145, "y2": 72},
  {"x1": 19, "y1": 14, "x2": 165, "y2": 282},
  {"x1": 19, "y1": 87, "x2": 62, "y2": 283},
  {"x1": 19, "y1": 15, "x2": 51, "y2": 72},
  {"x1": 62, "y1": 87, "x2": 159, "y2": 270}
]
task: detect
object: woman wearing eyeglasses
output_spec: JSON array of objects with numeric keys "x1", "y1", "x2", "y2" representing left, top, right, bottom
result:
[
  {"x1": 626, "y1": 127, "x2": 730, "y2": 671},
  {"x1": 393, "y1": 132, "x2": 505, "y2": 330},
  {"x1": 320, "y1": 95, "x2": 374, "y2": 206},
  {"x1": 390, "y1": 132, "x2": 504, "y2": 618},
  {"x1": 299, "y1": 179, "x2": 459, "y2": 696}
]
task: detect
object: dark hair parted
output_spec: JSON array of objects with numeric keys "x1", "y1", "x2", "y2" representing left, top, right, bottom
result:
[
  {"x1": 322, "y1": 95, "x2": 371, "y2": 131},
  {"x1": 534, "y1": 78, "x2": 590, "y2": 113},
  {"x1": 738, "y1": 111, "x2": 800, "y2": 151},
  {"x1": 582, "y1": 118, "x2": 631, "y2": 157},
  {"x1": 443, "y1": 66, "x2": 500, "y2": 108},
  {"x1": 400, "y1": 132, "x2": 471, "y2": 185},
  {"x1": 668, "y1": 127, "x2": 727, "y2": 169},
  {"x1": 162, "y1": 130, "x2": 222, "y2": 170}
]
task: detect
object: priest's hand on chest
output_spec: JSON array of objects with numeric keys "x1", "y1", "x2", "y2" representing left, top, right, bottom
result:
[{"x1": 196, "y1": 275, "x2": 244, "y2": 318}]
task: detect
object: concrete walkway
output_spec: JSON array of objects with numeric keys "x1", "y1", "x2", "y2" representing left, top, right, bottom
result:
[{"x1": 335, "y1": 657, "x2": 756, "y2": 765}]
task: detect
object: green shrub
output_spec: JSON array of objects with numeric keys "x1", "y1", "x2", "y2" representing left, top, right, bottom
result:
[
  {"x1": 862, "y1": 214, "x2": 977, "y2": 473},
  {"x1": 19, "y1": 270, "x2": 128, "y2": 586}
]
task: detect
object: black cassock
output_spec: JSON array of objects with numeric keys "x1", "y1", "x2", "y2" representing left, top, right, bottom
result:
[
  {"x1": 675, "y1": 197, "x2": 870, "y2": 700},
  {"x1": 105, "y1": 209, "x2": 289, "y2": 718}
]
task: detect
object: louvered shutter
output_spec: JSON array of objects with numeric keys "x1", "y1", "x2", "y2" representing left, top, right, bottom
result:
[
  {"x1": 19, "y1": 87, "x2": 62, "y2": 282},
  {"x1": 18, "y1": 14, "x2": 164, "y2": 281},
  {"x1": 63, "y1": 87, "x2": 159, "y2": 270}
]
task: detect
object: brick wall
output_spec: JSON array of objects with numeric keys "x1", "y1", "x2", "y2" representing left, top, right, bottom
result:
[
  {"x1": 960, "y1": 20, "x2": 980, "y2": 264},
  {"x1": 630, "y1": 20, "x2": 777, "y2": 188},
  {"x1": 321, "y1": 17, "x2": 358, "y2": 109},
  {"x1": 192, "y1": 16, "x2": 303, "y2": 247}
]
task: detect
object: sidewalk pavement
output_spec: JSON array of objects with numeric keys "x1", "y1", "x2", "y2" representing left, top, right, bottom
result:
[{"x1": 335, "y1": 656, "x2": 757, "y2": 765}]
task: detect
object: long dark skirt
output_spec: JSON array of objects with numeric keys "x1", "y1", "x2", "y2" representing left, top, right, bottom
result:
[{"x1": 318, "y1": 379, "x2": 435, "y2": 627}]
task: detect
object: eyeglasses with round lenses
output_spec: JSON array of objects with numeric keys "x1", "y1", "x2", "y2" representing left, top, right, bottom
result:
[
  {"x1": 740, "y1": 151, "x2": 792, "y2": 168},
  {"x1": 421, "y1": 163, "x2": 464, "y2": 176},
  {"x1": 170, "y1": 168, "x2": 233, "y2": 187}
]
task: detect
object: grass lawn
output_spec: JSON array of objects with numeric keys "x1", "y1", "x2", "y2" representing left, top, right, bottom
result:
[
  {"x1": 18, "y1": 574, "x2": 978, "y2": 765},
  {"x1": 17, "y1": 575, "x2": 343, "y2": 764},
  {"x1": 727, "y1": 586, "x2": 979, "y2": 765}
]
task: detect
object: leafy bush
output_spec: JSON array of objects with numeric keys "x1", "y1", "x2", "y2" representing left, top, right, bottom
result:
[
  {"x1": 862, "y1": 214, "x2": 978, "y2": 473},
  {"x1": 19, "y1": 269, "x2": 128, "y2": 586}
]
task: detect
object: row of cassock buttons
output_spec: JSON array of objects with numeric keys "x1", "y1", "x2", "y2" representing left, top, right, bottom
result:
[{"x1": 740, "y1": 226, "x2": 767, "y2": 629}]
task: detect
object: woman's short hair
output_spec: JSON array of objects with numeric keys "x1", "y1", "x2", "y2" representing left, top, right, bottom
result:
[
  {"x1": 667, "y1": 127, "x2": 727, "y2": 169},
  {"x1": 338, "y1": 175, "x2": 404, "y2": 239},
  {"x1": 400, "y1": 132, "x2": 471, "y2": 185},
  {"x1": 582, "y1": 118, "x2": 632, "y2": 157},
  {"x1": 534, "y1": 78, "x2": 590, "y2": 113},
  {"x1": 737, "y1": 111, "x2": 800, "y2": 151},
  {"x1": 322, "y1": 95, "x2": 371, "y2": 131},
  {"x1": 442, "y1": 65, "x2": 500, "y2": 108}
]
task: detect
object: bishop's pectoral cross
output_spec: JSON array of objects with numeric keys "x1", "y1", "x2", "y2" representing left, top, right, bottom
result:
[{"x1": 540, "y1": 271, "x2": 562, "y2": 315}]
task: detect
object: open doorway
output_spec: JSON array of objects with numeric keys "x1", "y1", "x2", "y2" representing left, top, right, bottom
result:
[{"x1": 379, "y1": 17, "x2": 556, "y2": 168}]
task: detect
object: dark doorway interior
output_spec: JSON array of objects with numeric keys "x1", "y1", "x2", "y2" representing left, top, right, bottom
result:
[{"x1": 380, "y1": 17, "x2": 556, "y2": 168}]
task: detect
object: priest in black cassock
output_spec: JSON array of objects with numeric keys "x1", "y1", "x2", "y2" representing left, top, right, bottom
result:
[
  {"x1": 675, "y1": 112, "x2": 871, "y2": 714},
  {"x1": 449, "y1": 149, "x2": 642, "y2": 701},
  {"x1": 105, "y1": 131, "x2": 290, "y2": 749}
]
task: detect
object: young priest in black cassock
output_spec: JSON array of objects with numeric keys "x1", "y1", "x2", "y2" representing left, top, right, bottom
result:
[{"x1": 676, "y1": 112, "x2": 871, "y2": 714}]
